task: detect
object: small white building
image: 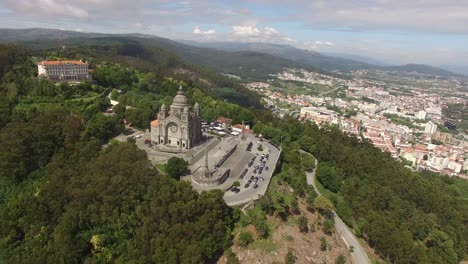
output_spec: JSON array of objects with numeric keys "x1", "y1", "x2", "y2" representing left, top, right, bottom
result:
[
  {"x1": 417, "y1": 110, "x2": 426, "y2": 120},
  {"x1": 448, "y1": 161, "x2": 462, "y2": 173}
]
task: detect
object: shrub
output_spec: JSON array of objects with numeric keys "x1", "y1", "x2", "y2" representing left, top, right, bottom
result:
[
  {"x1": 237, "y1": 231, "x2": 254, "y2": 247},
  {"x1": 290, "y1": 198, "x2": 299, "y2": 214},
  {"x1": 298, "y1": 216, "x2": 308, "y2": 233},
  {"x1": 285, "y1": 250, "x2": 297, "y2": 264},
  {"x1": 323, "y1": 219, "x2": 335, "y2": 235},
  {"x1": 336, "y1": 254, "x2": 347, "y2": 264},
  {"x1": 255, "y1": 221, "x2": 270, "y2": 239},
  {"x1": 225, "y1": 248, "x2": 239, "y2": 264},
  {"x1": 320, "y1": 237, "x2": 327, "y2": 251}
]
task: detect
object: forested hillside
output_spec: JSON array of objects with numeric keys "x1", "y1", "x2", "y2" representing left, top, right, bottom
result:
[
  {"x1": 11, "y1": 36, "x2": 262, "y2": 108},
  {"x1": 254, "y1": 117, "x2": 468, "y2": 264},
  {"x1": 0, "y1": 42, "x2": 467, "y2": 264},
  {"x1": 0, "y1": 44, "x2": 239, "y2": 263}
]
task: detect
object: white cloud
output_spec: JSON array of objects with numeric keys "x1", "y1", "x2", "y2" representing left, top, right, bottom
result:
[
  {"x1": 231, "y1": 25, "x2": 296, "y2": 43},
  {"x1": 298, "y1": 0, "x2": 468, "y2": 34},
  {"x1": 5, "y1": 0, "x2": 89, "y2": 18},
  {"x1": 263, "y1": 27, "x2": 280, "y2": 37},
  {"x1": 303, "y1": 40, "x2": 336, "y2": 50},
  {"x1": 132, "y1": 22, "x2": 145, "y2": 29},
  {"x1": 193, "y1": 26, "x2": 216, "y2": 35},
  {"x1": 283, "y1": 37, "x2": 297, "y2": 42},
  {"x1": 232, "y1": 25, "x2": 261, "y2": 37}
]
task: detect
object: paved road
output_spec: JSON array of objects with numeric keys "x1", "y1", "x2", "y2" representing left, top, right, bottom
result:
[
  {"x1": 302, "y1": 151, "x2": 370, "y2": 264},
  {"x1": 318, "y1": 86, "x2": 341, "y2": 96}
]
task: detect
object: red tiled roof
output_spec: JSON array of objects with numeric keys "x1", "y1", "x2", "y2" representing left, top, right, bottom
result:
[
  {"x1": 150, "y1": 120, "x2": 159, "y2": 127},
  {"x1": 216, "y1": 117, "x2": 232, "y2": 124},
  {"x1": 39, "y1": 60, "x2": 87, "y2": 66},
  {"x1": 233, "y1": 124, "x2": 252, "y2": 134}
]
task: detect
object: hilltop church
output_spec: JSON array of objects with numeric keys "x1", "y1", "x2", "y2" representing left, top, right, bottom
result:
[{"x1": 150, "y1": 87, "x2": 202, "y2": 151}]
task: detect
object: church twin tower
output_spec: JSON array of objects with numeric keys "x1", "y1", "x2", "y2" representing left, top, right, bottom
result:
[{"x1": 150, "y1": 87, "x2": 202, "y2": 150}]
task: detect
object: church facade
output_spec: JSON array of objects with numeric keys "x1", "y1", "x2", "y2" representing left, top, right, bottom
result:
[{"x1": 150, "y1": 87, "x2": 202, "y2": 150}]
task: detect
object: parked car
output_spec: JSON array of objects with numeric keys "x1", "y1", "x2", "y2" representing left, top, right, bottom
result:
[{"x1": 253, "y1": 184, "x2": 258, "y2": 189}]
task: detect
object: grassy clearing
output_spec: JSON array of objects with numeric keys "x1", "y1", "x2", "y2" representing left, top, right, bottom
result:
[{"x1": 252, "y1": 239, "x2": 278, "y2": 253}]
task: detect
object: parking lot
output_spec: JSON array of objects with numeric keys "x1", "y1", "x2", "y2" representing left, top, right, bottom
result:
[
  {"x1": 116, "y1": 126, "x2": 281, "y2": 206},
  {"x1": 223, "y1": 134, "x2": 281, "y2": 206}
]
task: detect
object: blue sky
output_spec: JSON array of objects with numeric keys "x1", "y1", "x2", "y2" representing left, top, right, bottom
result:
[{"x1": 1, "y1": 0, "x2": 468, "y2": 68}]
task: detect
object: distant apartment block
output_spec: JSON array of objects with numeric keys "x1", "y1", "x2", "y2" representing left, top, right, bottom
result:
[
  {"x1": 37, "y1": 60, "x2": 91, "y2": 82},
  {"x1": 424, "y1": 121, "x2": 437, "y2": 134}
]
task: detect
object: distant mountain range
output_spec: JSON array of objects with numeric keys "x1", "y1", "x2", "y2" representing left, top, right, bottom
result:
[
  {"x1": 321, "y1": 52, "x2": 391, "y2": 66},
  {"x1": 179, "y1": 40, "x2": 464, "y2": 78},
  {"x1": 0, "y1": 28, "x2": 464, "y2": 78},
  {"x1": 0, "y1": 28, "x2": 330, "y2": 81}
]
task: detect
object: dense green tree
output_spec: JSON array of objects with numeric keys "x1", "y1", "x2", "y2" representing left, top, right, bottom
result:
[
  {"x1": 301, "y1": 153, "x2": 316, "y2": 171},
  {"x1": 314, "y1": 196, "x2": 334, "y2": 214},
  {"x1": 82, "y1": 113, "x2": 122, "y2": 143},
  {"x1": 1, "y1": 144, "x2": 235, "y2": 263},
  {"x1": 165, "y1": 157, "x2": 188, "y2": 180},
  {"x1": 316, "y1": 162, "x2": 339, "y2": 193}
]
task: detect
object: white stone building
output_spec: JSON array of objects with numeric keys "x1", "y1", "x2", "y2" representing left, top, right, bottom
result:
[
  {"x1": 150, "y1": 87, "x2": 202, "y2": 151},
  {"x1": 37, "y1": 60, "x2": 90, "y2": 82}
]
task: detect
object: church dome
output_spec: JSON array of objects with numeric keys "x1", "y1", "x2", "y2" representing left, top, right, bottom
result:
[{"x1": 172, "y1": 86, "x2": 189, "y2": 106}]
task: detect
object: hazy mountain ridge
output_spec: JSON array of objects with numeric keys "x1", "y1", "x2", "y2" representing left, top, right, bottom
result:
[
  {"x1": 385, "y1": 64, "x2": 458, "y2": 77},
  {"x1": 0, "y1": 28, "x2": 329, "y2": 80},
  {"x1": 322, "y1": 52, "x2": 392, "y2": 66},
  {"x1": 0, "y1": 28, "x2": 107, "y2": 41},
  {"x1": 179, "y1": 40, "x2": 464, "y2": 77},
  {"x1": 178, "y1": 40, "x2": 372, "y2": 72},
  {"x1": 0, "y1": 28, "x2": 463, "y2": 78}
]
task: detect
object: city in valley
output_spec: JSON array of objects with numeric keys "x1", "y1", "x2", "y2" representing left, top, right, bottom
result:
[{"x1": 246, "y1": 68, "x2": 468, "y2": 179}]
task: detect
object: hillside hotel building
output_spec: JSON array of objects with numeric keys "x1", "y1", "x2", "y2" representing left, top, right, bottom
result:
[{"x1": 37, "y1": 60, "x2": 90, "y2": 82}]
